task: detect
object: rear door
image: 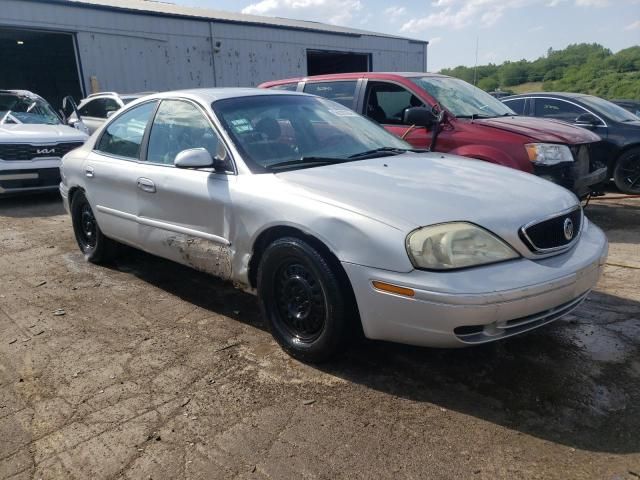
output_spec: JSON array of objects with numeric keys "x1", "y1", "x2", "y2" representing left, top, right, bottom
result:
[
  {"x1": 84, "y1": 100, "x2": 158, "y2": 246},
  {"x1": 135, "y1": 98, "x2": 234, "y2": 279},
  {"x1": 360, "y1": 80, "x2": 431, "y2": 149}
]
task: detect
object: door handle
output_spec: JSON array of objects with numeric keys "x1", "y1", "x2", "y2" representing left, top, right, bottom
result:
[
  {"x1": 85, "y1": 166, "x2": 95, "y2": 178},
  {"x1": 137, "y1": 177, "x2": 156, "y2": 193}
]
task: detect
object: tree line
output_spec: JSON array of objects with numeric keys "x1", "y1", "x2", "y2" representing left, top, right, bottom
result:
[{"x1": 440, "y1": 43, "x2": 640, "y2": 100}]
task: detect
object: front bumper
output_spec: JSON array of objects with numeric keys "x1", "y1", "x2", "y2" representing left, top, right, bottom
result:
[
  {"x1": 342, "y1": 219, "x2": 608, "y2": 348},
  {"x1": 0, "y1": 167, "x2": 61, "y2": 195}
]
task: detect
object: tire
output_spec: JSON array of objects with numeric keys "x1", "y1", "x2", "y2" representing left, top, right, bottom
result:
[
  {"x1": 257, "y1": 236, "x2": 355, "y2": 363},
  {"x1": 70, "y1": 190, "x2": 117, "y2": 264},
  {"x1": 613, "y1": 147, "x2": 640, "y2": 194}
]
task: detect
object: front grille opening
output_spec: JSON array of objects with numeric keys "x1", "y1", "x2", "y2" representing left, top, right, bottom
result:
[
  {"x1": 0, "y1": 142, "x2": 83, "y2": 161},
  {"x1": 520, "y1": 207, "x2": 582, "y2": 253}
]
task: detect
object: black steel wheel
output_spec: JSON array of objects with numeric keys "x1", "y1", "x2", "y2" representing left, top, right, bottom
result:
[
  {"x1": 613, "y1": 148, "x2": 640, "y2": 194},
  {"x1": 71, "y1": 190, "x2": 117, "y2": 263},
  {"x1": 257, "y1": 236, "x2": 356, "y2": 362}
]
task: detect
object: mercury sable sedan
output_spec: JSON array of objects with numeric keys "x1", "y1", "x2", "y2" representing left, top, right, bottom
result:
[{"x1": 60, "y1": 89, "x2": 608, "y2": 362}]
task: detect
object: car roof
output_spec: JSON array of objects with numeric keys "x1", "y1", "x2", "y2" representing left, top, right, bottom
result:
[
  {"x1": 260, "y1": 71, "x2": 448, "y2": 86},
  {"x1": 0, "y1": 89, "x2": 42, "y2": 99},
  {"x1": 138, "y1": 88, "x2": 312, "y2": 104},
  {"x1": 502, "y1": 92, "x2": 591, "y2": 100}
]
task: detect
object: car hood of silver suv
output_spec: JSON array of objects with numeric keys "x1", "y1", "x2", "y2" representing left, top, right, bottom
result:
[{"x1": 0, "y1": 123, "x2": 88, "y2": 144}]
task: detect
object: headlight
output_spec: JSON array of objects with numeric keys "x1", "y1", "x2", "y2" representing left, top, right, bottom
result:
[
  {"x1": 406, "y1": 222, "x2": 519, "y2": 270},
  {"x1": 525, "y1": 143, "x2": 573, "y2": 166}
]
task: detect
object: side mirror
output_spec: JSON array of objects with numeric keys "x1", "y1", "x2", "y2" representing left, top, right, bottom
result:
[
  {"x1": 106, "y1": 110, "x2": 116, "y2": 119},
  {"x1": 174, "y1": 147, "x2": 229, "y2": 172},
  {"x1": 403, "y1": 107, "x2": 439, "y2": 128},
  {"x1": 575, "y1": 113, "x2": 600, "y2": 126},
  {"x1": 71, "y1": 120, "x2": 90, "y2": 135},
  {"x1": 175, "y1": 148, "x2": 214, "y2": 168}
]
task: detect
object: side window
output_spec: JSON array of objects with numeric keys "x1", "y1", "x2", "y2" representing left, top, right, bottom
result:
[
  {"x1": 534, "y1": 99, "x2": 585, "y2": 122},
  {"x1": 303, "y1": 81, "x2": 357, "y2": 108},
  {"x1": 95, "y1": 101, "x2": 157, "y2": 159},
  {"x1": 270, "y1": 83, "x2": 298, "y2": 91},
  {"x1": 364, "y1": 82, "x2": 425, "y2": 125},
  {"x1": 79, "y1": 99, "x2": 103, "y2": 117},
  {"x1": 504, "y1": 98, "x2": 526, "y2": 115},
  {"x1": 103, "y1": 98, "x2": 121, "y2": 116},
  {"x1": 146, "y1": 99, "x2": 226, "y2": 166}
]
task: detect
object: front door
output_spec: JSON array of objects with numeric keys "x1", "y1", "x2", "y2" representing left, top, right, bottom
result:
[
  {"x1": 85, "y1": 100, "x2": 158, "y2": 247},
  {"x1": 361, "y1": 81, "x2": 433, "y2": 149},
  {"x1": 136, "y1": 98, "x2": 234, "y2": 279}
]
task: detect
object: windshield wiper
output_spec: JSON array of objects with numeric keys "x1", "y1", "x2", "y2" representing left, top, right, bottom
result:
[
  {"x1": 265, "y1": 157, "x2": 348, "y2": 171},
  {"x1": 347, "y1": 147, "x2": 409, "y2": 159}
]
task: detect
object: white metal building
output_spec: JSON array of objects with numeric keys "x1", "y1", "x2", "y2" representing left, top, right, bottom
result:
[{"x1": 0, "y1": 0, "x2": 428, "y2": 107}]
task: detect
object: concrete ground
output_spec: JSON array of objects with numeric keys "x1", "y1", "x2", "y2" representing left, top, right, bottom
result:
[{"x1": 0, "y1": 192, "x2": 638, "y2": 480}]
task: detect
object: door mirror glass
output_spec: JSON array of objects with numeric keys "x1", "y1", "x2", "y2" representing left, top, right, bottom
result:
[
  {"x1": 403, "y1": 107, "x2": 438, "y2": 128},
  {"x1": 575, "y1": 113, "x2": 600, "y2": 125},
  {"x1": 174, "y1": 148, "x2": 214, "y2": 168}
]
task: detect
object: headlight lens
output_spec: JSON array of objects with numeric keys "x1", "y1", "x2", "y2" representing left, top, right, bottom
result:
[
  {"x1": 406, "y1": 222, "x2": 519, "y2": 270},
  {"x1": 525, "y1": 143, "x2": 573, "y2": 166}
]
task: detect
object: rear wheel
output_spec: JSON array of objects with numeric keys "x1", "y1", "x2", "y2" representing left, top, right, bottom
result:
[
  {"x1": 613, "y1": 148, "x2": 640, "y2": 194},
  {"x1": 257, "y1": 237, "x2": 355, "y2": 363},
  {"x1": 71, "y1": 191, "x2": 117, "y2": 263}
]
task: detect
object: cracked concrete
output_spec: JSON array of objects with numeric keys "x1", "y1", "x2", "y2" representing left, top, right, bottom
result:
[{"x1": 0, "y1": 192, "x2": 638, "y2": 479}]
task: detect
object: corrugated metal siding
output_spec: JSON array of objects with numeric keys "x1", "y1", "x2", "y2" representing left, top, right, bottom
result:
[{"x1": 1, "y1": 0, "x2": 427, "y2": 93}]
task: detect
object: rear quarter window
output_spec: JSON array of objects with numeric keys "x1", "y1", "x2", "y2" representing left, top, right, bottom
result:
[{"x1": 303, "y1": 81, "x2": 357, "y2": 108}]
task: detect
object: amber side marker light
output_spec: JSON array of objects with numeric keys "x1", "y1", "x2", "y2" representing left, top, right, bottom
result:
[{"x1": 372, "y1": 281, "x2": 415, "y2": 297}]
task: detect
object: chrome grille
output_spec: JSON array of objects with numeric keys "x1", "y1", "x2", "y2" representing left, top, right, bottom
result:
[{"x1": 520, "y1": 207, "x2": 582, "y2": 253}]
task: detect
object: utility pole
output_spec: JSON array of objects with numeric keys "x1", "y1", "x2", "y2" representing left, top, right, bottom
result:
[{"x1": 473, "y1": 36, "x2": 479, "y2": 85}]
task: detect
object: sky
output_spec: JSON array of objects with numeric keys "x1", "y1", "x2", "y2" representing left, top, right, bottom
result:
[{"x1": 166, "y1": 0, "x2": 640, "y2": 71}]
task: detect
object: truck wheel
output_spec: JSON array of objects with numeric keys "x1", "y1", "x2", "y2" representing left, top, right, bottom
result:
[
  {"x1": 257, "y1": 237, "x2": 355, "y2": 363},
  {"x1": 71, "y1": 191, "x2": 117, "y2": 264},
  {"x1": 613, "y1": 148, "x2": 640, "y2": 194}
]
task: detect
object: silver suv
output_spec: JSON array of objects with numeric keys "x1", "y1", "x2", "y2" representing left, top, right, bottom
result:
[
  {"x1": 0, "y1": 90, "x2": 88, "y2": 196},
  {"x1": 67, "y1": 92, "x2": 154, "y2": 134}
]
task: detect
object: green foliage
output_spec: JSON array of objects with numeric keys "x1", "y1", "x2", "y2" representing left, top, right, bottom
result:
[{"x1": 440, "y1": 43, "x2": 640, "y2": 100}]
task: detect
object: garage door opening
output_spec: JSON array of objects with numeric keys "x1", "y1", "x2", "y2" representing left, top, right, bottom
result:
[
  {"x1": 0, "y1": 28, "x2": 83, "y2": 113},
  {"x1": 307, "y1": 50, "x2": 371, "y2": 76}
]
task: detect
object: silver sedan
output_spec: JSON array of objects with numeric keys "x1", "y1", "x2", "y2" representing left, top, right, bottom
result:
[{"x1": 60, "y1": 89, "x2": 608, "y2": 362}]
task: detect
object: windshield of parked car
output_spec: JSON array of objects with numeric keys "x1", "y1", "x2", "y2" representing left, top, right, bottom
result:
[
  {"x1": 580, "y1": 95, "x2": 639, "y2": 123},
  {"x1": 410, "y1": 76, "x2": 515, "y2": 118},
  {"x1": 212, "y1": 95, "x2": 415, "y2": 172},
  {"x1": 0, "y1": 93, "x2": 61, "y2": 125}
]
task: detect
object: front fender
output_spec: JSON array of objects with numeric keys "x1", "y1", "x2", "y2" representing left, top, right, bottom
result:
[
  {"x1": 448, "y1": 144, "x2": 529, "y2": 172},
  {"x1": 229, "y1": 193, "x2": 414, "y2": 287}
]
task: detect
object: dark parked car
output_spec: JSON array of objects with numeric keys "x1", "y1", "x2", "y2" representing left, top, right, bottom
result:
[
  {"x1": 612, "y1": 99, "x2": 640, "y2": 118},
  {"x1": 503, "y1": 93, "x2": 640, "y2": 194},
  {"x1": 261, "y1": 73, "x2": 607, "y2": 198}
]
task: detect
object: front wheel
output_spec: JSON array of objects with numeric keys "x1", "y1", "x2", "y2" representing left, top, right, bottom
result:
[
  {"x1": 613, "y1": 148, "x2": 640, "y2": 194},
  {"x1": 70, "y1": 190, "x2": 117, "y2": 264},
  {"x1": 257, "y1": 237, "x2": 355, "y2": 363}
]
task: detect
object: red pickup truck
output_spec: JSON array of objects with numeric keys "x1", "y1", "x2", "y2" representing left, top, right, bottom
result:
[{"x1": 259, "y1": 72, "x2": 608, "y2": 198}]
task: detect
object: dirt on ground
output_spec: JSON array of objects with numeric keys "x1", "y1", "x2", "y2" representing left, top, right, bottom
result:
[{"x1": 0, "y1": 192, "x2": 639, "y2": 480}]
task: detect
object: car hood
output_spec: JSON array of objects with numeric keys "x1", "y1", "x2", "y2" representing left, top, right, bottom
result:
[
  {"x1": 0, "y1": 124, "x2": 88, "y2": 143},
  {"x1": 473, "y1": 116, "x2": 600, "y2": 144},
  {"x1": 277, "y1": 153, "x2": 578, "y2": 254}
]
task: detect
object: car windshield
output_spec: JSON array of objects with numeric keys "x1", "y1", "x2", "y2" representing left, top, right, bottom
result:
[
  {"x1": 0, "y1": 93, "x2": 61, "y2": 125},
  {"x1": 410, "y1": 76, "x2": 515, "y2": 118},
  {"x1": 212, "y1": 95, "x2": 414, "y2": 172},
  {"x1": 580, "y1": 95, "x2": 639, "y2": 123}
]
